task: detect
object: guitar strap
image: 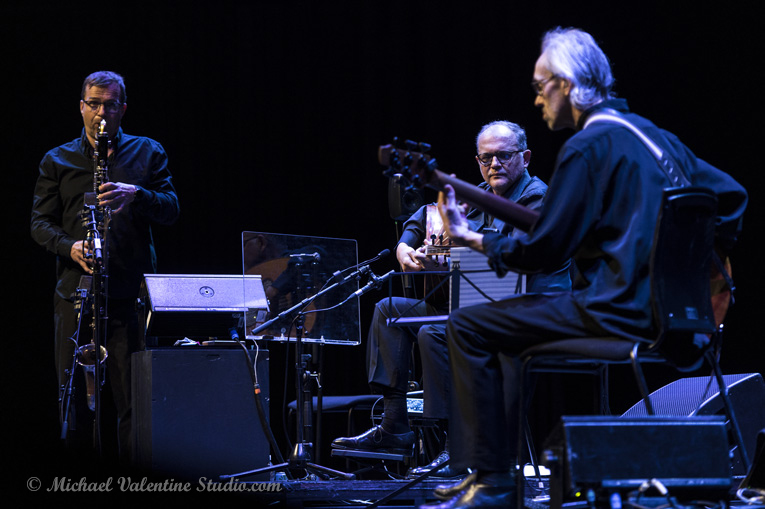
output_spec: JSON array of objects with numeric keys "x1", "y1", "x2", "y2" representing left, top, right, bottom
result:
[
  {"x1": 583, "y1": 108, "x2": 691, "y2": 187},
  {"x1": 583, "y1": 108, "x2": 735, "y2": 306}
]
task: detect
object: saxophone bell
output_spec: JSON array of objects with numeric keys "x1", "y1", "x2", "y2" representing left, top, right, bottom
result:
[
  {"x1": 76, "y1": 341, "x2": 108, "y2": 366},
  {"x1": 76, "y1": 341, "x2": 108, "y2": 412}
]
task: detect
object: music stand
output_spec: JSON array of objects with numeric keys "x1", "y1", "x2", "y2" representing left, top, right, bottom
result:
[{"x1": 221, "y1": 232, "x2": 365, "y2": 481}]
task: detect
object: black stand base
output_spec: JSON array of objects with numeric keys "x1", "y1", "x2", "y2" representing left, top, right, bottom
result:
[{"x1": 220, "y1": 442, "x2": 355, "y2": 481}]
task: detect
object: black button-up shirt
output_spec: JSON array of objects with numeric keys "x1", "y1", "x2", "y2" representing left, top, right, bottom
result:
[{"x1": 31, "y1": 128, "x2": 180, "y2": 299}]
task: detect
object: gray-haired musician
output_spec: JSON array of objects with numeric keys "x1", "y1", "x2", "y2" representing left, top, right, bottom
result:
[
  {"x1": 331, "y1": 121, "x2": 570, "y2": 478},
  {"x1": 31, "y1": 71, "x2": 180, "y2": 463},
  {"x1": 429, "y1": 28, "x2": 747, "y2": 509}
]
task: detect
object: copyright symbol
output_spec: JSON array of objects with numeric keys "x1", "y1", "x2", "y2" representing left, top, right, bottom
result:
[{"x1": 27, "y1": 477, "x2": 41, "y2": 491}]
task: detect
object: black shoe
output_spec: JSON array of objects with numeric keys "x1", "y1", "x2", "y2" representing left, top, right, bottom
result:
[
  {"x1": 433, "y1": 472, "x2": 476, "y2": 500},
  {"x1": 331, "y1": 425, "x2": 415, "y2": 456},
  {"x1": 407, "y1": 451, "x2": 468, "y2": 479},
  {"x1": 421, "y1": 480, "x2": 517, "y2": 509}
]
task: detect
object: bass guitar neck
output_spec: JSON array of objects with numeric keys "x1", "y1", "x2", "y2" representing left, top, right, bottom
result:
[{"x1": 379, "y1": 142, "x2": 540, "y2": 233}]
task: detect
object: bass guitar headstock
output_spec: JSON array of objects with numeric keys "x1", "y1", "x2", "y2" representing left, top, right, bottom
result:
[{"x1": 379, "y1": 138, "x2": 441, "y2": 191}]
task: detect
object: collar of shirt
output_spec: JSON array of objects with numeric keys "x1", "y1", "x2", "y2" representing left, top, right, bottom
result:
[
  {"x1": 576, "y1": 98, "x2": 630, "y2": 131},
  {"x1": 79, "y1": 127, "x2": 124, "y2": 158}
]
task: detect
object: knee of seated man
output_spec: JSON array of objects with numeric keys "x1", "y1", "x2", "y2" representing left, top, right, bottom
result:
[
  {"x1": 417, "y1": 324, "x2": 446, "y2": 345},
  {"x1": 374, "y1": 296, "x2": 403, "y2": 316}
]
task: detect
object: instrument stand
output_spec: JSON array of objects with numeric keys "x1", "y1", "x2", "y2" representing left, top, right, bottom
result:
[
  {"x1": 59, "y1": 284, "x2": 89, "y2": 442},
  {"x1": 86, "y1": 205, "x2": 108, "y2": 457},
  {"x1": 58, "y1": 260, "x2": 107, "y2": 458},
  {"x1": 221, "y1": 311, "x2": 354, "y2": 481},
  {"x1": 221, "y1": 267, "x2": 378, "y2": 482}
]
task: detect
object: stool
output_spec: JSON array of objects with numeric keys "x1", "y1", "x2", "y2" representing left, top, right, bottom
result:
[
  {"x1": 288, "y1": 394, "x2": 382, "y2": 467},
  {"x1": 288, "y1": 394, "x2": 381, "y2": 435},
  {"x1": 325, "y1": 391, "x2": 442, "y2": 478}
]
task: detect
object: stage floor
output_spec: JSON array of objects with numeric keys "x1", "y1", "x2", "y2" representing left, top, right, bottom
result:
[
  {"x1": 242, "y1": 477, "x2": 549, "y2": 508},
  {"x1": 232, "y1": 476, "x2": 763, "y2": 509}
]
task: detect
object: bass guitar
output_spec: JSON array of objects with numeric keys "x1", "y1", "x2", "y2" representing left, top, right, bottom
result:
[
  {"x1": 378, "y1": 139, "x2": 733, "y2": 329},
  {"x1": 378, "y1": 140, "x2": 539, "y2": 233}
]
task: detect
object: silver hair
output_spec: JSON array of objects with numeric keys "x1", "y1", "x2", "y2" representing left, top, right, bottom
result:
[
  {"x1": 541, "y1": 27, "x2": 615, "y2": 110},
  {"x1": 476, "y1": 120, "x2": 528, "y2": 152}
]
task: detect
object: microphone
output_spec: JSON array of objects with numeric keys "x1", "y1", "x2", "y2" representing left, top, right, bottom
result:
[
  {"x1": 351, "y1": 269, "x2": 395, "y2": 299},
  {"x1": 289, "y1": 252, "x2": 321, "y2": 262},
  {"x1": 331, "y1": 249, "x2": 391, "y2": 280},
  {"x1": 340, "y1": 264, "x2": 370, "y2": 283},
  {"x1": 92, "y1": 237, "x2": 104, "y2": 267}
]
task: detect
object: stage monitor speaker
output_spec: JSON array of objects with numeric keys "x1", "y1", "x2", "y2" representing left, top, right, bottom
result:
[
  {"x1": 388, "y1": 176, "x2": 424, "y2": 221},
  {"x1": 740, "y1": 428, "x2": 765, "y2": 494},
  {"x1": 132, "y1": 348, "x2": 270, "y2": 481},
  {"x1": 622, "y1": 372, "x2": 765, "y2": 476},
  {"x1": 141, "y1": 274, "x2": 268, "y2": 338},
  {"x1": 543, "y1": 416, "x2": 731, "y2": 509}
]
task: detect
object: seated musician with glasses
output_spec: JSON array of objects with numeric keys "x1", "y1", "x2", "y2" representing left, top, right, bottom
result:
[
  {"x1": 31, "y1": 71, "x2": 180, "y2": 463},
  {"x1": 331, "y1": 121, "x2": 571, "y2": 478}
]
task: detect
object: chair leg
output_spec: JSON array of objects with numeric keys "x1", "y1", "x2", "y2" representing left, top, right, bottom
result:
[
  {"x1": 597, "y1": 364, "x2": 611, "y2": 415},
  {"x1": 524, "y1": 418, "x2": 542, "y2": 479},
  {"x1": 517, "y1": 361, "x2": 540, "y2": 472},
  {"x1": 706, "y1": 349, "x2": 751, "y2": 471},
  {"x1": 630, "y1": 343, "x2": 655, "y2": 415},
  {"x1": 517, "y1": 358, "x2": 541, "y2": 509}
]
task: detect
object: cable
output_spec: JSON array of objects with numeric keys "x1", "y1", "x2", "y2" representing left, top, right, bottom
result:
[
  {"x1": 231, "y1": 329, "x2": 286, "y2": 467},
  {"x1": 737, "y1": 487, "x2": 765, "y2": 504}
]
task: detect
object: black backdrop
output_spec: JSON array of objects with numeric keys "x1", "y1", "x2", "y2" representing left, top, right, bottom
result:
[{"x1": 6, "y1": 0, "x2": 764, "y2": 495}]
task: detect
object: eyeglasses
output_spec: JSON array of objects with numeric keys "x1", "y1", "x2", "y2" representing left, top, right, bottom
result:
[
  {"x1": 531, "y1": 75, "x2": 558, "y2": 96},
  {"x1": 476, "y1": 150, "x2": 523, "y2": 166},
  {"x1": 82, "y1": 100, "x2": 122, "y2": 114}
]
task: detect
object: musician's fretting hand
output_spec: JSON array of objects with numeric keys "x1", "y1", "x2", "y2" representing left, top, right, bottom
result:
[
  {"x1": 98, "y1": 181, "x2": 137, "y2": 214},
  {"x1": 438, "y1": 183, "x2": 485, "y2": 253},
  {"x1": 70, "y1": 240, "x2": 94, "y2": 274},
  {"x1": 396, "y1": 243, "x2": 438, "y2": 272}
]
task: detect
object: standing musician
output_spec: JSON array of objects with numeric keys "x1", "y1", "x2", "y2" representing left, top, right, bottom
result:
[
  {"x1": 331, "y1": 121, "x2": 571, "y2": 477},
  {"x1": 427, "y1": 28, "x2": 748, "y2": 509},
  {"x1": 31, "y1": 71, "x2": 180, "y2": 462}
]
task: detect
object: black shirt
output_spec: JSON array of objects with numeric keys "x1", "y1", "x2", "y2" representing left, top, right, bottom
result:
[
  {"x1": 398, "y1": 169, "x2": 571, "y2": 293},
  {"x1": 31, "y1": 128, "x2": 180, "y2": 300},
  {"x1": 483, "y1": 99, "x2": 747, "y2": 340}
]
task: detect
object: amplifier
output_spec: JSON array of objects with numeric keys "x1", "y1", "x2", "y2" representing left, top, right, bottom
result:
[
  {"x1": 132, "y1": 348, "x2": 270, "y2": 481},
  {"x1": 142, "y1": 274, "x2": 268, "y2": 338},
  {"x1": 543, "y1": 416, "x2": 731, "y2": 508}
]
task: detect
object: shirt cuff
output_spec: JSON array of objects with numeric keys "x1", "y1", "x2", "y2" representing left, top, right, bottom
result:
[{"x1": 482, "y1": 232, "x2": 512, "y2": 277}]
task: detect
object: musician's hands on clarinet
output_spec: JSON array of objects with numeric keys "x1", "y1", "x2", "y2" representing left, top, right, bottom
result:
[
  {"x1": 97, "y1": 181, "x2": 137, "y2": 214},
  {"x1": 71, "y1": 240, "x2": 94, "y2": 274}
]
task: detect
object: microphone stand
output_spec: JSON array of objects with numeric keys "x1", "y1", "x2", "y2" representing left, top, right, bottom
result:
[
  {"x1": 59, "y1": 284, "x2": 90, "y2": 442},
  {"x1": 83, "y1": 204, "x2": 108, "y2": 456},
  {"x1": 220, "y1": 264, "x2": 382, "y2": 481}
]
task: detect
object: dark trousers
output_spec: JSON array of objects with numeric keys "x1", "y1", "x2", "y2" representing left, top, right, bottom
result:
[
  {"x1": 367, "y1": 296, "x2": 441, "y2": 392},
  {"x1": 418, "y1": 324, "x2": 450, "y2": 420},
  {"x1": 447, "y1": 292, "x2": 605, "y2": 472},
  {"x1": 54, "y1": 293, "x2": 143, "y2": 463},
  {"x1": 366, "y1": 296, "x2": 453, "y2": 424}
]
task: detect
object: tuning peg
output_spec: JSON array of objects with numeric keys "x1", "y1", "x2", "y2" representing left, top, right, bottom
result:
[
  {"x1": 418, "y1": 142, "x2": 431, "y2": 153},
  {"x1": 404, "y1": 139, "x2": 419, "y2": 151}
]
